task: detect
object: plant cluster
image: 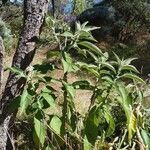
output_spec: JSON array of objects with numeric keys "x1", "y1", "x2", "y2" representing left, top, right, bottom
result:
[
  {"x1": 0, "y1": 4, "x2": 23, "y2": 52},
  {"x1": 0, "y1": 18, "x2": 13, "y2": 52},
  {"x1": 112, "y1": 0, "x2": 150, "y2": 42},
  {"x1": 8, "y1": 17, "x2": 150, "y2": 149}
]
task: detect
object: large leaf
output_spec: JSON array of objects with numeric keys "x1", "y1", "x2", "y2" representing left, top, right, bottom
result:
[
  {"x1": 86, "y1": 51, "x2": 98, "y2": 61},
  {"x1": 116, "y1": 83, "x2": 136, "y2": 141},
  {"x1": 34, "y1": 116, "x2": 46, "y2": 147},
  {"x1": 62, "y1": 81, "x2": 75, "y2": 99},
  {"x1": 45, "y1": 145, "x2": 52, "y2": 150},
  {"x1": 42, "y1": 93, "x2": 55, "y2": 107},
  {"x1": 113, "y1": 52, "x2": 121, "y2": 66},
  {"x1": 101, "y1": 76, "x2": 113, "y2": 83},
  {"x1": 19, "y1": 89, "x2": 32, "y2": 116},
  {"x1": 62, "y1": 58, "x2": 73, "y2": 73},
  {"x1": 76, "y1": 62, "x2": 99, "y2": 77},
  {"x1": 81, "y1": 21, "x2": 89, "y2": 28},
  {"x1": 117, "y1": 83, "x2": 128, "y2": 104},
  {"x1": 45, "y1": 145, "x2": 53, "y2": 150},
  {"x1": 101, "y1": 62, "x2": 116, "y2": 74},
  {"x1": 120, "y1": 73, "x2": 145, "y2": 84},
  {"x1": 83, "y1": 26, "x2": 100, "y2": 32},
  {"x1": 62, "y1": 52, "x2": 75, "y2": 73},
  {"x1": 76, "y1": 21, "x2": 82, "y2": 31},
  {"x1": 50, "y1": 115, "x2": 62, "y2": 135},
  {"x1": 128, "y1": 112, "x2": 137, "y2": 141},
  {"x1": 61, "y1": 31, "x2": 74, "y2": 37},
  {"x1": 79, "y1": 34, "x2": 97, "y2": 43},
  {"x1": 83, "y1": 135, "x2": 92, "y2": 150},
  {"x1": 121, "y1": 65, "x2": 139, "y2": 73},
  {"x1": 104, "y1": 107, "x2": 115, "y2": 137},
  {"x1": 141, "y1": 129, "x2": 150, "y2": 150},
  {"x1": 78, "y1": 41, "x2": 103, "y2": 56},
  {"x1": 85, "y1": 106, "x2": 100, "y2": 144},
  {"x1": 123, "y1": 58, "x2": 137, "y2": 65}
]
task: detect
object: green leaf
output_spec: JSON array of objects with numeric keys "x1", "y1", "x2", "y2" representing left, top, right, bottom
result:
[
  {"x1": 116, "y1": 83, "x2": 136, "y2": 142},
  {"x1": 128, "y1": 112, "x2": 136, "y2": 141},
  {"x1": 121, "y1": 65, "x2": 139, "y2": 73},
  {"x1": 123, "y1": 58, "x2": 137, "y2": 65},
  {"x1": 50, "y1": 116, "x2": 62, "y2": 135},
  {"x1": 81, "y1": 21, "x2": 89, "y2": 28},
  {"x1": 76, "y1": 62, "x2": 99, "y2": 77},
  {"x1": 72, "y1": 80, "x2": 93, "y2": 90},
  {"x1": 42, "y1": 93, "x2": 55, "y2": 107},
  {"x1": 61, "y1": 31, "x2": 74, "y2": 37},
  {"x1": 83, "y1": 26, "x2": 100, "y2": 32},
  {"x1": 34, "y1": 116, "x2": 46, "y2": 146},
  {"x1": 113, "y1": 52, "x2": 121, "y2": 66},
  {"x1": 6, "y1": 67, "x2": 26, "y2": 77},
  {"x1": 141, "y1": 129, "x2": 150, "y2": 150},
  {"x1": 42, "y1": 86, "x2": 53, "y2": 93},
  {"x1": 62, "y1": 52, "x2": 74, "y2": 73},
  {"x1": 86, "y1": 51, "x2": 98, "y2": 61},
  {"x1": 104, "y1": 108, "x2": 115, "y2": 137},
  {"x1": 46, "y1": 145, "x2": 52, "y2": 150},
  {"x1": 79, "y1": 30, "x2": 91, "y2": 38},
  {"x1": 83, "y1": 135, "x2": 92, "y2": 150},
  {"x1": 46, "y1": 16, "x2": 54, "y2": 26},
  {"x1": 101, "y1": 62, "x2": 116, "y2": 74},
  {"x1": 19, "y1": 89, "x2": 32, "y2": 116},
  {"x1": 85, "y1": 106, "x2": 100, "y2": 144},
  {"x1": 33, "y1": 75, "x2": 46, "y2": 82},
  {"x1": 120, "y1": 73, "x2": 145, "y2": 84},
  {"x1": 76, "y1": 21, "x2": 81, "y2": 31},
  {"x1": 79, "y1": 34, "x2": 97, "y2": 42},
  {"x1": 78, "y1": 41, "x2": 103, "y2": 56},
  {"x1": 62, "y1": 58, "x2": 73, "y2": 73},
  {"x1": 102, "y1": 76, "x2": 113, "y2": 83},
  {"x1": 117, "y1": 83, "x2": 128, "y2": 103},
  {"x1": 63, "y1": 81, "x2": 75, "y2": 99}
]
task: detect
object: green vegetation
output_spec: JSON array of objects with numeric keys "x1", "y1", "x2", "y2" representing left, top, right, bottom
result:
[
  {"x1": 0, "y1": 0, "x2": 150, "y2": 149},
  {"x1": 112, "y1": 0, "x2": 150, "y2": 42},
  {"x1": 8, "y1": 17, "x2": 150, "y2": 149}
]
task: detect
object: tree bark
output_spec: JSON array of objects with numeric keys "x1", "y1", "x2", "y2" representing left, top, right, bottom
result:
[
  {"x1": 0, "y1": 0, "x2": 48, "y2": 149},
  {"x1": 0, "y1": 36, "x2": 4, "y2": 97}
]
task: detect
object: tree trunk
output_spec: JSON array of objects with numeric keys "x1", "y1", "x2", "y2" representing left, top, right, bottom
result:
[
  {"x1": 0, "y1": 0, "x2": 48, "y2": 149},
  {"x1": 0, "y1": 36, "x2": 4, "y2": 96}
]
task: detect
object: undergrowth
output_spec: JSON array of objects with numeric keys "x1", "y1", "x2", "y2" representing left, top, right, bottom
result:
[{"x1": 7, "y1": 17, "x2": 150, "y2": 150}]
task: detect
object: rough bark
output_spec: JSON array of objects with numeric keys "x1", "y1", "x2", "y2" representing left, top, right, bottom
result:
[
  {"x1": 0, "y1": 36, "x2": 4, "y2": 97},
  {"x1": 0, "y1": 0, "x2": 48, "y2": 149}
]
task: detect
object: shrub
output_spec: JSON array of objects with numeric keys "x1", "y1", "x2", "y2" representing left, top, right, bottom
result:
[
  {"x1": 8, "y1": 17, "x2": 149, "y2": 149},
  {"x1": 112, "y1": 0, "x2": 150, "y2": 41},
  {"x1": 0, "y1": 18, "x2": 14, "y2": 52}
]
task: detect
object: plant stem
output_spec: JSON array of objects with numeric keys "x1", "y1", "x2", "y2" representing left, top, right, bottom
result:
[{"x1": 62, "y1": 72, "x2": 68, "y2": 135}]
